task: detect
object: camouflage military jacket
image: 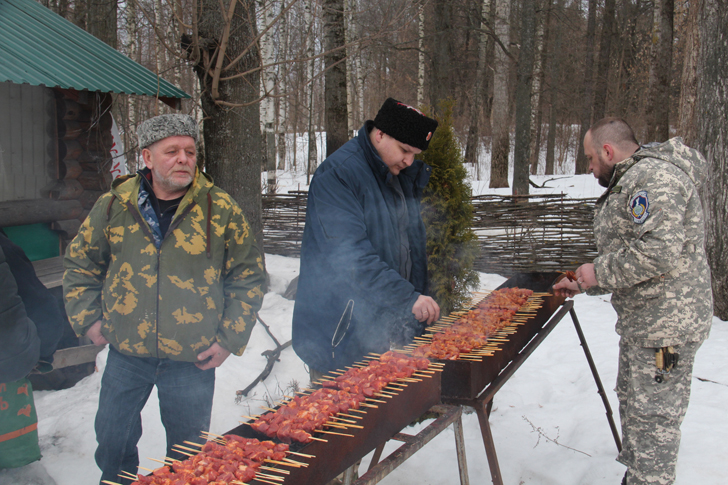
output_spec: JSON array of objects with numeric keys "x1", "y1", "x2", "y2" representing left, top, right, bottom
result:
[
  {"x1": 63, "y1": 170, "x2": 266, "y2": 362},
  {"x1": 589, "y1": 138, "x2": 713, "y2": 347}
]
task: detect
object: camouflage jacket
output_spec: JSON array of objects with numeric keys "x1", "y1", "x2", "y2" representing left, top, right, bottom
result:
[
  {"x1": 63, "y1": 170, "x2": 266, "y2": 362},
  {"x1": 588, "y1": 138, "x2": 713, "y2": 347}
]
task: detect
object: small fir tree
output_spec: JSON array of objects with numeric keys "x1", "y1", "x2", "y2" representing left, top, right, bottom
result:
[{"x1": 420, "y1": 101, "x2": 480, "y2": 315}]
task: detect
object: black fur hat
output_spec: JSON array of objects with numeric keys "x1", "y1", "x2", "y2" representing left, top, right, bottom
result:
[{"x1": 373, "y1": 98, "x2": 438, "y2": 151}]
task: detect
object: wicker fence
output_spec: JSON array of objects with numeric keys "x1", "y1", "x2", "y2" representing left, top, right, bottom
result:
[{"x1": 262, "y1": 192, "x2": 599, "y2": 275}]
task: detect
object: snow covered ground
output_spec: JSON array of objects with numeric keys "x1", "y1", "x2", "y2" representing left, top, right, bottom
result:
[{"x1": 2, "y1": 170, "x2": 726, "y2": 485}]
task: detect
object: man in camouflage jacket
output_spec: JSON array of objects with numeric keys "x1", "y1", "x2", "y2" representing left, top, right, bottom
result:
[
  {"x1": 63, "y1": 114, "x2": 266, "y2": 484},
  {"x1": 554, "y1": 117, "x2": 712, "y2": 485}
]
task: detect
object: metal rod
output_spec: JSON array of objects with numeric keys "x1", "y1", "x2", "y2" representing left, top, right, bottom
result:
[
  {"x1": 475, "y1": 400, "x2": 502, "y2": 485},
  {"x1": 453, "y1": 412, "x2": 471, "y2": 485},
  {"x1": 568, "y1": 306, "x2": 623, "y2": 452},
  {"x1": 352, "y1": 406, "x2": 463, "y2": 485}
]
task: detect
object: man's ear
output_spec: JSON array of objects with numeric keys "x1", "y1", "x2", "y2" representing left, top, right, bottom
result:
[
  {"x1": 602, "y1": 143, "x2": 615, "y2": 162},
  {"x1": 142, "y1": 148, "x2": 153, "y2": 169}
]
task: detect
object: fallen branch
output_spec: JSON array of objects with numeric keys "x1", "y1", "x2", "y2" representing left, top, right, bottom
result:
[
  {"x1": 522, "y1": 415, "x2": 591, "y2": 457},
  {"x1": 696, "y1": 376, "x2": 728, "y2": 387},
  {"x1": 235, "y1": 315, "x2": 292, "y2": 401}
]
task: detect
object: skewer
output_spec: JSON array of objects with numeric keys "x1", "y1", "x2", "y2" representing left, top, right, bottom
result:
[
  {"x1": 118, "y1": 471, "x2": 138, "y2": 480},
  {"x1": 184, "y1": 440, "x2": 204, "y2": 447},
  {"x1": 331, "y1": 415, "x2": 358, "y2": 424},
  {"x1": 137, "y1": 466, "x2": 155, "y2": 472},
  {"x1": 348, "y1": 408, "x2": 367, "y2": 414},
  {"x1": 149, "y1": 457, "x2": 175, "y2": 466},
  {"x1": 252, "y1": 478, "x2": 285, "y2": 485},
  {"x1": 359, "y1": 402, "x2": 378, "y2": 408},
  {"x1": 309, "y1": 436, "x2": 328, "y2": 442},
  {"x1": 365, "y1": 397, "x2": 387, "y2": 403},
  {"x1": 286, "y1": 451, "x2": 315, "y2": 458},
  {"x1": 329, "y1": 420, "x2": 363, "y2": 428},
  {"x1": 316, "y1": 430, "x2": 355, "y2": 437},
  {"x1": 337, "y1": 412, "x2": 363, "y2": 420},
  {"x1": 201, "y1": 430, "x2": 226, "y2": 439},
  {"x1": 254, "y1": 472, "x2": 285, "y2": 481},
  {"x1": 102, "y1": 481, "x2": 124, "y2": 485},
  {"x1": 173, "y1": 444, "x2": 201, "y2": 453},
  {"x1": 261, "y1": 465, "x2": 292, "y2": 473}
]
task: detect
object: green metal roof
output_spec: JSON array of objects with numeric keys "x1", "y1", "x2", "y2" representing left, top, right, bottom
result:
[{"x1": 0, "y1": 0, "x2": 189, "y2": 105}]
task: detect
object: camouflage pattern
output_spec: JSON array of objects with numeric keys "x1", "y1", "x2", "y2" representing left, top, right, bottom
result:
[
  {"x1": 136, "y1": 114, "x2": 199, "y2": 149},
  {"x1": 63, "y1": 169, "x2": 266, "y2": 362},
  {"x1": 616, "y1": 340, "x2": 701, "y2": 485},
  {"x1": 588, "y1": 137, "x2": 713, "y2": 348}
]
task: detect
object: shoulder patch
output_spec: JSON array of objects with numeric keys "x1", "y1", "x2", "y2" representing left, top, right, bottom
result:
[{"x1": 629, "y1": 190, "x2": 650, "y2": 224}]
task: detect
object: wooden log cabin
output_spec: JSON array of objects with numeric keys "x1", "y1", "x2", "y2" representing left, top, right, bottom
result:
[{"x1": 0, "y1": 0, "x2": 189, "y2": 385}]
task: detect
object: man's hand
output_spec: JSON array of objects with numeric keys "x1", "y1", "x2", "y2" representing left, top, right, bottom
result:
[
  {"x1": 412, "y1": 295, "x2": 440, "y2": 325},
  {"x1": 552, "y1": 263, "x2": 597, "y2": 298},
  {"x1": 86, "y1": 320, "x2": 110, "y2": 346},
  {"x1": 196, "y1": 342, "x2": 231, "y2": 370}
]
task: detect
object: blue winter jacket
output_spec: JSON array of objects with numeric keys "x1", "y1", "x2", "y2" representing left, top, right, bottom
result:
[{"x1": 292, "y1": 122, "x2": 431, "y2": 372}]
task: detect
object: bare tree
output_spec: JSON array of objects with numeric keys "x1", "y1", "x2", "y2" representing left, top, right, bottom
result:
[
  {"x1": 489, "y1": 0, "x2": 511, "y2": 188},
  {"x1": 695, "y1": 0, "x2": 728, "y2": 319},
  {"x1": 574, "y1": 0, "x2": 597, "y2": 174},
  {"x1": 593, "y1": 0, "x2": 616, "y2": 121},
  {"x1": 323, "y1": 0, "x2": 348, "y2": 156},
  {"x1": 513, "y1": 0, "x2": 538, "y2": 195},
  {"x1": 190, "y1": 0, "x2": 265, "y2": 248},
  {"x1": 644, "y1": 0, "x2": 674, "y2": 142}
]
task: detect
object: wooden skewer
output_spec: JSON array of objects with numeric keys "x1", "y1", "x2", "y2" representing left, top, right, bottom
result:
[
  {"x1": 348, "y1": 408, "x2": 367, "y2": 414},
  {"x1": 316, "y1": 429, "x2": 355, "y2": 437},
  {"x1": 282, "y1": 457, "x2": 310, "y2": 466},
  {"x1": 359, "y1": 402, "x2": 378, "y2": 408},
  {"x1": 331, "y1": 416, "x2": 358, "y2": 424},
  {"x1": 118, "y1": 471, "x2": 138, "y2": 480},
  {"x1": 309, "y1": 436, "x2": 328, "y2": 442},
  {"x1": 286, "y1": 451, "x2": 315, "y2": 458},
  {"x1": 337, "y1": 412, "x2": 363, "y2": 420},
  {"x1": 252, "y1": 478, "x2": 285, "y2": 485},
  {"x1": 284, "y1": 451, "x2": 316, "y2": 456},
  {"x1": 149, "y1": 457, "x2": 175, "y2": 466},
  {"x1": 137, "y1": 466, "x2": 155, "y2": 472},
  {"x1": 261, "y1": 464, "x2": 292, "y2": 473},
  {"x1": 102, "y1": 481, "x2": 124, "y2": 485},
  {"x1": 365, "y1": 398, "x2": 387, "y2": 403},
  {"x1": 201, "y1": 430, "x2": 226, "y2": 439},
  {"x1": 323, "y1": 422, "x2": 350, "y2": 429},
  {"x1": 175, "y1": 443, "x2": 207, "y2": 453},
  {"x1": 183, "y1": 440, "x2": 204, "y2": 447},
  {"x1": 254, "y1": 472, "x2": 285, "y2": 481}
]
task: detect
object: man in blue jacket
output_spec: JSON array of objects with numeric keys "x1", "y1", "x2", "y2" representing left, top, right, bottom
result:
[{"x1": 292, "y1": 98, "x2": 440, "y2": 375}]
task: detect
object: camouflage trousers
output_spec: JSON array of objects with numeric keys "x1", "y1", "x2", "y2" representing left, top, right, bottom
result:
[{"x1": 616, "y1": 339, "x2": 702, "y2": 485}]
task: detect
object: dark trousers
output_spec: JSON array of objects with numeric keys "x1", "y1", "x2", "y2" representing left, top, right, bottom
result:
[{"x1": 95, "y1": 347, "x2": 215, "y2": 484}]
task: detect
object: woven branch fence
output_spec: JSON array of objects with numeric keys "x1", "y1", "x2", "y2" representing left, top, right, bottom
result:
[{"x1": 263, "y1": 192, "x2": 599, "y2": 275}]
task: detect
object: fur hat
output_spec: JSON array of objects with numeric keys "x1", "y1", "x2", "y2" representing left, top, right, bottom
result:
[
  {"x1": 137, "y1": 114, "x2": 198, "y2": 149},
  {"x1": 373, "y1": 98, "x2": 438, "y2": 151}
]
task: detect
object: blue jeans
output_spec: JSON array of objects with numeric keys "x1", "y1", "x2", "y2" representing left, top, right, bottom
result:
[{"x1": 95, "y1": 347, "x2": 215, "y2": 485}]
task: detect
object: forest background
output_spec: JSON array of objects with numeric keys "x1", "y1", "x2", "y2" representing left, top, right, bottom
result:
[{"x1": 35, "y1": 0, "x2": 728, "y2": 316}]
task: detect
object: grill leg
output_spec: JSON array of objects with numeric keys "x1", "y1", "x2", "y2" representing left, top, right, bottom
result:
[
  {"x1": 569, "y1": 307, "x2": 623, "y2": 452},
  {"x1": 475, "y1": 399, "x2": 503, "y2": 485},
  {"x1": 453, "y1": 412, "x2": 470, "y2": 485}
]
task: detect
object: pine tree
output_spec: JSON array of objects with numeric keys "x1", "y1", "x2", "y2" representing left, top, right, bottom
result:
[{"x1": 421, "y1": 101, "x2": 480, "y2": 315}]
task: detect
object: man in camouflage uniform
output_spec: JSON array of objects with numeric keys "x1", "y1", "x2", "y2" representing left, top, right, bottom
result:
[
  {"x1": 554, "y1": 117, "x2": 712, "y2": 485},
  {"x1": 63, "y1": 114, "x2": 266, "y2": 484}
]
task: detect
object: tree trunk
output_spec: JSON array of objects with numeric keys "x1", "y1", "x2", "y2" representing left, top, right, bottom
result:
[
  {"x1": 86, "y1": 0, "x2": 116, "y2": 48},
  {"x1": 678, "y1": 0, "x2": 699, "y2": 146},
  {"x1": 430, "y1": 0, "x2": 454, "y2": 114},
  {"x1": 528, "y1": 0, "x2": 550, "y2": 175},
  {"x1": 696, "y1": 0, "x2": 728, "y2": 319},
  {"x1": 464, "y1": 0, "x2": 491, "y2": 178},
  {"x1": 513, "y1": 0, "x2": 538, "y2": 195},
  {"x1": 645, "y1": 0, "x2": 674, "y2": 143},
  {"x1": 544, "y1": 0, "x2": 563, "y2": 177},
  {"x1": 574, "y1": 0, "x2": 597, "y2": 174},
  {"x1": 306, "y1": 0, "x2": 318, "y2": 181},
  {"x1": 489, "y1": 0, "x2": 510, "y2": 188},
  {"x1": 417, "y1": 3, "x2": 426, "y2": 107},
  {"x1": 323, "y1": 0, "x2": 348, "y2": 156},
  {"x1": 593, "y1": 0, "x2": 615, "y2": 121},
  {"x1": 259, "y1": 0, "x2": 278, "y2": 193},
  {"x1": 194, "y1": 0, "x2": 264, "y2": 249}
]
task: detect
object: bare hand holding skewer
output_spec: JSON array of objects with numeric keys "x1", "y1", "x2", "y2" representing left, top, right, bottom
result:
[
  {"x1": 553, "y1": 263, "x2": 597, "y2": 298},
  {"x1": 412, "y1": 295, "x2": 440, "y2": 325}
]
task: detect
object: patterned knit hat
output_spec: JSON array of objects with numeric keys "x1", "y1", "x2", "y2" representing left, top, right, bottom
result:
[
  {"x1": 373, "y1": 98, "x2": 438, "y2": 151},
  {"x1": 137, "y1": 114, "x2": 199, "y2": 149}
]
